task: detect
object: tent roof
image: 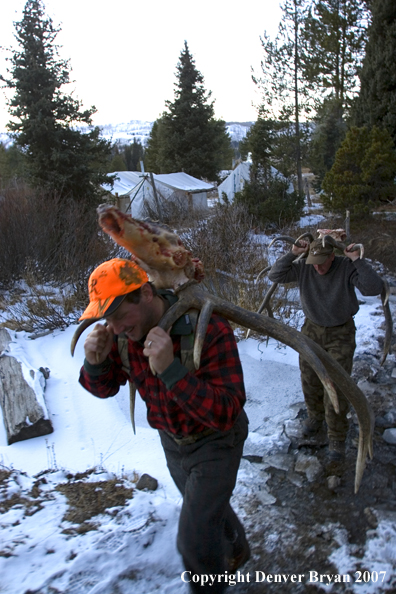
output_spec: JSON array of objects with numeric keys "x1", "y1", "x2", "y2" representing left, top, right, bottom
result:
[
  {"x1": 102, "y1": 171, "x2": 214, "y2": 196},
  {"x1": 154, "y1": 172, "x2": 214, "y2": 193}
]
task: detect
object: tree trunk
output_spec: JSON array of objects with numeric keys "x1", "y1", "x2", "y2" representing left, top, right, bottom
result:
[{"x1": 294, "y1": 0, "x2": 303, "y2": 196}]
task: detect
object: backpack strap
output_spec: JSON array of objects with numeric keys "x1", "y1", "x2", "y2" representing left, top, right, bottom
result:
[{"x1": 180, "y1": 309, "x2": 199, "y2": 372}]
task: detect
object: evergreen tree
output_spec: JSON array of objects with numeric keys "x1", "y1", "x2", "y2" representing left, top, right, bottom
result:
[
  {"x1": 108, "y1": 152, "x2": 127, "y2": 173},
  {"x1": 144, "y1": 119, "x2": 163, "y2": 173},
  {"x1": 307, "y1": 96, "x2": 347, "y2": 186},
  {"x1": 124, "y1": 139, "x2": 144, "y2": 171},
  {"x1": 301, "y1": 0, "x2": 369, "y2": 179},
  {"x1": 1, "y1": 0, "x2": 112, "y2": 202},
  {"x1": 303, "y1": 0, "x2": 368, "y2": 112},
  {"x1": 353, "y1": 0, "x2": 396, "y2": 145},
  {"x1": 322, "y1": 126, "x2": 396, "y2": 215},
  {"x1": 239, "y1": 116, "x2": 275, "y2": 182},
  {"x1": 146, "y1": 42, "x2": 232, "y2": 180},
  {"x1": 235, "y1": 115, "x2": 304, "y2": 226},
  {"x1": 254, "y1": 0, "x2": 312, "y2": 195}
]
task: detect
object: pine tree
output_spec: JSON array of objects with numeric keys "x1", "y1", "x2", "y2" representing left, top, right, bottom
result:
[
  {"x1": 235, "y1": 115, "x2": 304, "y2": 225},
  {"x1": 303, "y1": 0, "x2": 368, "y2": 112},
  {"x1": 298, "y1": 0, "x2": 369, "y2": 181},
  {"x1": 307, "y1": 96, "x2": 347, "y2": 186},
  {"x1": 108, "y1": 152, "x2": 127, "y2": 173},
  {"x1": 322, "y1": 126, "x2": 396, "y2": 215},
  {"x1": 123, "y1": 139, "x2": 144, "y2": 171},
  {"x1": 144, "y1": 119, "x2": 163, "y2": 173},
  {"x1": 353, "y1": 0, "x2": 396, "y2": 145},
  {"x1": 254, "y1": 0, "x2": 312, "y2": 195},
  {"x1": 1, "y1": 0, "x2": 112, "y2": 202},
  {"x1": 146, "y1": 42, "x2": 232, "y2": 180}
]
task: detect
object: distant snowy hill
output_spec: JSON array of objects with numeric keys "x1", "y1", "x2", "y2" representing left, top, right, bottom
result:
[
  {"x1": 96, "y1": 120, "x2": 254, "y2": 145},
  {"x1": 0, "y1": 120, "x2": 254, "y2": 147}
]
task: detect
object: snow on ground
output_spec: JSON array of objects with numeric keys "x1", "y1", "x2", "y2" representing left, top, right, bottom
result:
[{"x1": 0, "y1": 285, "x2": 394, "y2": 593}]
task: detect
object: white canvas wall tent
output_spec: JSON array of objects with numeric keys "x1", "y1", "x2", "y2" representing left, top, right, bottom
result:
[
  {"x1": 218, "y1": 161, "x2": 294, "y2": 203},
  {"x1": 101, "y1": 171, "x2": 213, "y2": 218}
]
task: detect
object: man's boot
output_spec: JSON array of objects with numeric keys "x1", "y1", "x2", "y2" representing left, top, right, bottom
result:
[
  {"x1": 328, "y1": 440, "x2": 346, "y2": 462},
  {"x1": 302, "y1": 417, "x2": 323, "y2": 437}
]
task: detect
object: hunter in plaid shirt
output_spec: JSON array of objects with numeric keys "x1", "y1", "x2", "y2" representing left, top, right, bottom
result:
[
  {"x1": 79, "y1": 307, "x2": 245, "y2": 436},
  {"x1": 78, "y1": 259, "x2": 250, "y2": 593}
]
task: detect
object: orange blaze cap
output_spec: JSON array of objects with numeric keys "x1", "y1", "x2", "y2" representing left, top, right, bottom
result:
[{"x1": 79, "y1": 258, "x2": 149, "y2": 320}]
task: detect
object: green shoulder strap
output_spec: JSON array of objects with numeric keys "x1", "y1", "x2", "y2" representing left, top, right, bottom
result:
[{"x1": 180, "y1": 309, "x2": 199, "y2": 372}]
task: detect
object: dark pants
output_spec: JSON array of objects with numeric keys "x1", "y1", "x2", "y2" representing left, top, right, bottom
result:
[
  {"x1": 299, "y1": 317, "x2": 356, "y2": 441},
  {"x1": 159, "y1": 410, "x2": 249, "y2": 594}
]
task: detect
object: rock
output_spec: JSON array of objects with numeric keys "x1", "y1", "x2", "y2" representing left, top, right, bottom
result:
[
  {"x1": 0, "y1": 329, "x2": 53, "y2": 445},
  {"x1": 284, "y1": 418, "x2": 304, "y2": 440},
  {"x1": 364, "y1": 507, "x2": 378, "y2": 529},
  {"x1": 287, "y1": 470, "x2": 304, "y2": 488},
  {"x1": 295, "y1": 453, "x2": 323, "y2": 482},
  {"x1": 253, "y1": 485, "x2": 276, "y2": 506},
  {"x1": 382, "y1": 428, "x2": 396, "y2": 445},
  {"x1": 262, "y1": 453, "x2": 294, "y2": 472},
  {"x1": 136, "y1": 473, "x2": 158, "y2": 491},
  {"x1": 243, "y1": 430, "x2": 290, "y2": 457},
  {"x1": 327, "y1": 475, "x2": 341, "y2": 491},
  {"x1": 384, "y1": 411, "x2": 396, "y2": 425}
]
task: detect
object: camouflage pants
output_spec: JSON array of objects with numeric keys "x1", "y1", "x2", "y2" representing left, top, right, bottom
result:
[{"x1": 299, "y1": 317, "x2": 356, "y2": 441}]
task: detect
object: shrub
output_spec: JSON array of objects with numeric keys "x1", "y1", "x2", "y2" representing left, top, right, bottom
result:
[
  {"x1": 0, "y1": 184, "x2": 116, "y2": 288},
  {"x1": 234, "y1": 177, "x2": 304, "y2": 227}
]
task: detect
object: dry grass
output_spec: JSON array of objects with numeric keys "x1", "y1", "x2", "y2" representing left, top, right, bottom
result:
[
  {"x1": 355, "y1": 219, "x2": 396, "y2": 273},
  {"x1": 56, "y1": 475, "x2": 134, "y2": 534},
  {"x1": 181, "y1": 203, "x2": 269, "y2": 313}
]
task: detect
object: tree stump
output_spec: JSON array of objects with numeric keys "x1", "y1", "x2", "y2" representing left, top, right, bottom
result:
[{"x1": 0, "y1": 329, "x2": 53, "y2": 445}]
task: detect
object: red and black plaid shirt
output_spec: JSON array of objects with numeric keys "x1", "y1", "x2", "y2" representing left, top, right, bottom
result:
[{"x1": 79, "y1": 313, "x2": 246, "y2": 436}]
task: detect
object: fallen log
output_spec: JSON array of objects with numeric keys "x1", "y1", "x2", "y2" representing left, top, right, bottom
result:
[{"x1": 0, "y1": 329, "x2": 53, "y2": 445}]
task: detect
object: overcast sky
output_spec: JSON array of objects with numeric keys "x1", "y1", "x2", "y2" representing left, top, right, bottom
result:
[{"x1": 0, "y1": 0, "x2": 283, "y2": 132}]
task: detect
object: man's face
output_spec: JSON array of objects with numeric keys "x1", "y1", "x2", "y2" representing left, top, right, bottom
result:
[
  {"x1": 313, "y1": 252, "x2": 335, "y2": 275},
  {"x1": 105, "y1": 286, "x2": 156, "y2": 341}
]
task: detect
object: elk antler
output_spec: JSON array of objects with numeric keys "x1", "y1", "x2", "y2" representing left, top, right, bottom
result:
[
  {"x1": 158, "y1": 282, "x2": 373, "y2": 494},
  {"x1": 321, "y1": 234, "x2": 364, "y2": 259}
]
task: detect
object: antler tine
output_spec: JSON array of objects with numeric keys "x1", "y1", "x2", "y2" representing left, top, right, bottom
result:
[
  {"x1": 246, "y1": 282, "x2": 276, "y2": 340},
  {"x1": 194, "y1": 301, "x2": 214, "y2": 369},
  {"x1": 257, "y1": 283, "x2": 277, "y2": 317},
  {"x1": 321, "y1": 234, "x2": 345, "y2": 251},
  {"x1": 269, "y1": 235, "x2": 309, "y2": 250},
  {"x1": 346, "y1": 243, "x2": 364, "y2": 259},
  {"x1": 255, "y1": 265, "x2": 272, "y2": 284},
  {"x1": 268, "y1": 235, "x2": 297, "y2": 248},
  {"x1": 71, "y1": 318, "x2": 102, "y2": 356},
  {"x1": 296, "y1": 232, "x2": 314, "y2": 244},
  {"x1": 380, "y1": 280, "x2": 393, "y2": 366}
]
